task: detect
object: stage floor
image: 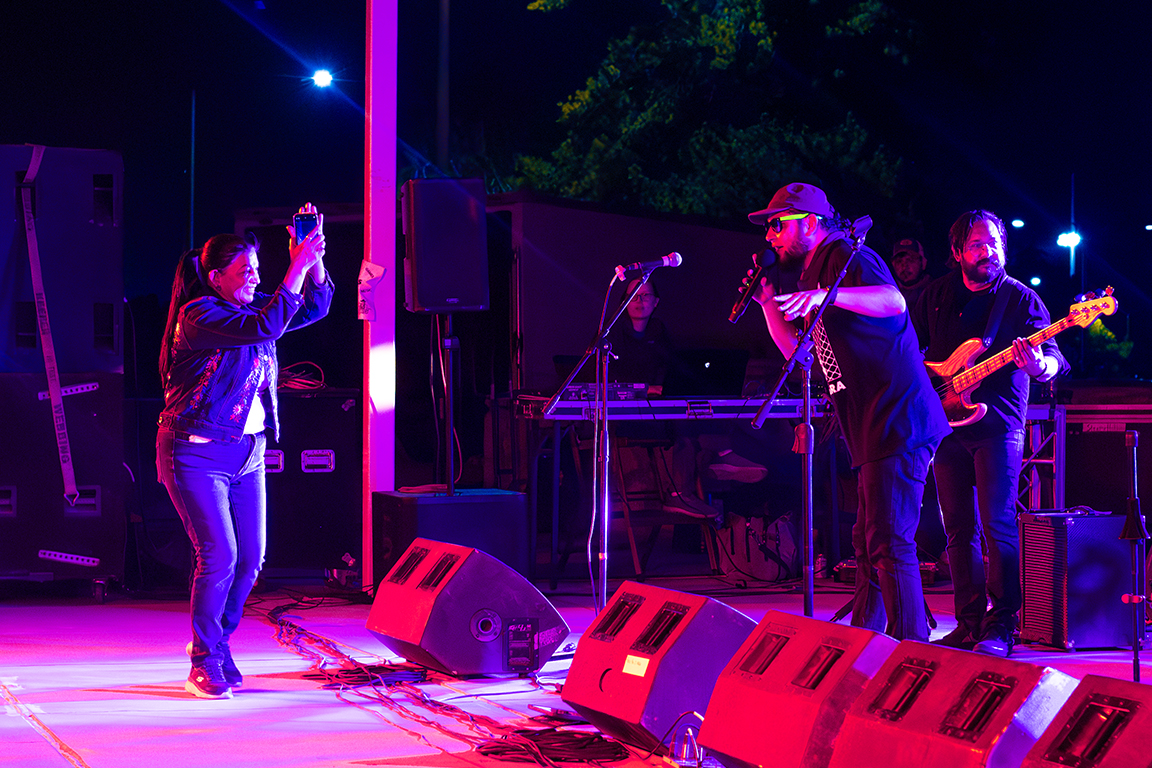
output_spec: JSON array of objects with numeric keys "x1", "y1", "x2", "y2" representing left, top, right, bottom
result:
[{"x1": 2, "y1": 573, "x2": 1149, "y2": 768}]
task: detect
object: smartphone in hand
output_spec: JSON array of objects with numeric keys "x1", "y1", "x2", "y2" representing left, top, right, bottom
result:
[{"x1": 293, "y1": 212, "x2": 318, "y2": 242}]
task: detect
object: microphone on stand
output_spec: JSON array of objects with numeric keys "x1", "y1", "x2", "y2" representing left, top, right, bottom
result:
[
  {"x1": 615, "y1": 252, "x2": 682, "y2": 280},
  {"x1": 729, "y1": 246, "x2": 778, "y2": 323}
]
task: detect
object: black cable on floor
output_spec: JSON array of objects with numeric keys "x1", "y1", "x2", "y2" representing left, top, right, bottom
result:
[{"x1": 477, "y1": 728, "x2": 629, "y2": 764}]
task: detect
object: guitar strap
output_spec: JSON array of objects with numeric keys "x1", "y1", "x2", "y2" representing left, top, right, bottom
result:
[{"x1": 981, "y1": 275, "x2": 1020, "y2": 350}]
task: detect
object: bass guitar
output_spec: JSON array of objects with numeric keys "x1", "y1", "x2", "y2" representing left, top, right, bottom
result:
[{"x1": 926, "y1": 288, "x2": 1117, "y2": 427}]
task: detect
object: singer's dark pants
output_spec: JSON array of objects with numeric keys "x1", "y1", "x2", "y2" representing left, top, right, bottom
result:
[
  {"x1": 850, "y1": 444, "x2": 935, "y2": 642},
  {"x1": 156, "y1": 430, "x2": 267, "y2": 667},
  {"x1": 933, "y1": 428, "x2": 1025, "y2": 641}
]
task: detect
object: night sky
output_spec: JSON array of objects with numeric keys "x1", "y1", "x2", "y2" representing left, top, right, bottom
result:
[{"x1": 3, "y1": 0, "x2": 1151, "y2": 377}]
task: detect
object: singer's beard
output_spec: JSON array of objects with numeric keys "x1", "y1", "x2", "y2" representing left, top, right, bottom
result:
[{"x1": 777, "y1": 240, "x2": 809, "y2": 269}]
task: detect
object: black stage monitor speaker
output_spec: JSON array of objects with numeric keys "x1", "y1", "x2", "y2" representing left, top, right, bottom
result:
[
  {"x1": 401, "y1": 177, "x2": 489, "y2": 313},
  {"x1": 1019, "y1": 511, "x2": 1146, "y2": 650},
  {"x1": 698, "y1": 610, "x2": 898, "y2": 768},
  {"x1": 561, "y1": 581, "x2": 756, "y2": 755},
  {"x1": 366, "y1": 538, "x2": 569, "y2": 676},
  {"x1": 1023, "y1": 673, "x2": 1152, "y2": 768},
  {"x1": 827, "y1": 641, "x2": 1079, "y2": 768}
]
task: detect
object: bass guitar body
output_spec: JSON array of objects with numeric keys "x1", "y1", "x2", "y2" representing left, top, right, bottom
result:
[{"x1": 925, "y1": 337, "x2": 989, "y2": 428}]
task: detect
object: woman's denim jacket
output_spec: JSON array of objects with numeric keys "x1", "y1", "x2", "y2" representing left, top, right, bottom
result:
[{"x1": 157, "y1": 275, "x2": 334, "y2": 443}]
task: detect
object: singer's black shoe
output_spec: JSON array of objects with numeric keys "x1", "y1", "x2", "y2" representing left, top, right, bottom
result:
[
  {"x1": 705, "y1": 450, "x2": 769, "y2": 483},
  {"x1": 187, "y1": 640, "x2": 242, "y2": 688},
  {"x1": 931, "y1": 626, "x2": 976, "y2": 650},
  {"x1": 973, "y1": 626, "x2": 1014, "y2": 658},
  {"x1": 186, "y1": 661, "x2": 233, "y2": 699},
  {"x1": 219, "y1": 644, "x2": 243, "y2": 688},
  {"x1": 663, "y1": 492, "x2": 721, "y2": 524}
]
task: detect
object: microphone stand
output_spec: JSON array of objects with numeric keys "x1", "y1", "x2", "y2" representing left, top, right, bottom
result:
[
  {"x1": 1119, "y1": 429, "x2": 1148, "y2": 682},
  {"x1": 751, "y1": 216, "x2": 872, "y2": 619},
  {"x1": 544, "y1": 273, "x2": 654, "y2": 613}
]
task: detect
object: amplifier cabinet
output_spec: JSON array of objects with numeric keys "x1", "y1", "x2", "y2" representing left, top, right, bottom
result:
[
  {"x1": 1063, "y1": 405, "x2": 1152, "y2": 516},
  {"x1": 1019, "y1": 511, "x2": 1145, "y2": 650},
  {"x1": 264, "y1": 390, "x2": 362, "y2": 572},
  {"x1": 0, "y1": 372, "x2": 126, "y2": 582}
]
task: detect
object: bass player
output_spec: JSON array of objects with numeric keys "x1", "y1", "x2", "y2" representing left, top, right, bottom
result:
[{"x1": 912, "y1": 209, "x2": 1069, "y2": 657}]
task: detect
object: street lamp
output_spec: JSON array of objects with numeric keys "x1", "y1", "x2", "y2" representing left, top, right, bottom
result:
[{"x1": 1057, "y1": 230, "x2": 1081, "y2": 277}]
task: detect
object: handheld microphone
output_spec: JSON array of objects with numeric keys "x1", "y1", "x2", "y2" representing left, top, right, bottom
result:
[
  {"x1": 729, "y1": 246, "x2": 778, "y2": 323},
  {"x1": 615, "y1": 252, "x2": 682, "y2": 279}
]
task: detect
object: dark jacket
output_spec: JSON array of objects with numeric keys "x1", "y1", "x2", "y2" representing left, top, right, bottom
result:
[{"x1": 158, "y1": 276, "x2": 334, "y2": 442}]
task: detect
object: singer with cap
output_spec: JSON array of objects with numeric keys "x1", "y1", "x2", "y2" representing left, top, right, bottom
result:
[{"x1": 746, "y1": 182, "x2": 950, "y2": 642}]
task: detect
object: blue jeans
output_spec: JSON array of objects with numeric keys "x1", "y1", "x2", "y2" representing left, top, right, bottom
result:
[
  {"x1": 933, "y1": 429, "x2": 1024, "y2": 639},
  {"x1": 851, "y1": 444, "x2": 935, "y2": 642},
  {"x1": 156, "y1": 430, "x2": 267, "y2": 666}
]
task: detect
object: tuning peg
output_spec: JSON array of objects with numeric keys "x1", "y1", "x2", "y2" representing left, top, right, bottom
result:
[{"x1": 1105, "y1": 286, "x2": 1114, "y2": 296}]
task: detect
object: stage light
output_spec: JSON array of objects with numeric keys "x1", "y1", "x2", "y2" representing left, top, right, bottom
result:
[
  {"x1": 1030, "y1": 276, "x2": 1041, "y2": 286},
  {"x1": 1058, "y1": 231, "x2": 1081, "y2": 277},
  {"x1": 1145, "y1": 225, "x2": 1152, "y2": 231},
  {"x1": 312, "y1": 70, "x2": 333, "y2": 87},
  {"x1": 1011, "y1": 219, "x2": 1024, "y2": 228}
]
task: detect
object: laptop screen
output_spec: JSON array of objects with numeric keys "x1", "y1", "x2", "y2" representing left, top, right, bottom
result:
[{"x1": 661, "y1": 349, "x2": 751, "y2": 397}]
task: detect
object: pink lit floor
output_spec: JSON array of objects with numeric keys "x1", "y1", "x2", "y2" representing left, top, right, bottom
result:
[{"x1": 3, "y1": 567, "x2": 1149, "y2": 768}]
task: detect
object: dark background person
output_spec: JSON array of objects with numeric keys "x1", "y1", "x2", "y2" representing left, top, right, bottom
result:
[
  {"x1": 606, "y1": 277, "x2": 674, "y2": 396},
  {"x1": 750, "y1": 183, "x2": 950, "y2": 641},
  {"x1": 889, "y1": 237, "x2": 946, "y2": 564},
  {"x1": 891, "y1": 238, "x2": 931, "y2": 309},
  {"x1": 912, "y1": 209, "x2": 1067, "y2": 657},
  {"x1": 156, "y1": 204, "x2": 333, "y2": 699}
]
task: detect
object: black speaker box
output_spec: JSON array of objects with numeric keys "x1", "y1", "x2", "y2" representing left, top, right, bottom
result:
[
  {"x1": 1019, "y1": 511, "x2": 1146, "y2": 650},
  {"x1": 0, "y1": 372, "x2": 126, "y2": 581},
  {"x1": 827, "y1": 641, "x2": 1079, "y2": 768},
  {"x1": 366, "y1": 537, "x2": 569, "y2": 676},
  {"x1": 1023, "y1": 673, "x2": 1152, "y2": 768},
  {"x1": 561, "y1": 581, "x2": 756, "y2": 754},
  {"x1": 0, "y1": 145, "x2": 124, "y2": 374},
  {"x1": 401, "y1": 178, "x2": 489, "y2": 313},
  {"x1": 264, "y1": 390, "x2": 362, "y2": 572},
  {"x1": 372, "y1": 489, "x2": 529, "y2": 581}
]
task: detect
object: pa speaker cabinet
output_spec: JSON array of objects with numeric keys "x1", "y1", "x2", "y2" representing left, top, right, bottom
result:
[
  {"x1": 366, "y1": 538, "x2": 568, "y2": 676},
  {"x1": 0, "y1": 372, "x2": 125, "y2": 581},
  {"x1": 827, "y1": 641, "x2": 1078, "y2": 768},
  {"x1": 264, "y1": 390, "x2": 362, "y2": 572},
  {"x1": 0, "y1": 145, "x2": 124, "y2": 374},
  {"x1": 698, "y1": 610, "x2": 898, "y2": 768},
  {"x1": 372, "y1": 489, "x2": 529, "y2": 581},
  {"x1": 401, "y1": 178, "x2": 489, "y2": 313},
  {"x1": 561, "y1": 581, "x2": 755, "y2": 754},
  {"x1": 1023, "y1": 674, "x2": 1152, "y2": 768},
  {"x1": 1019, "y1": 512, "x2": 1146, "y2": 650}
]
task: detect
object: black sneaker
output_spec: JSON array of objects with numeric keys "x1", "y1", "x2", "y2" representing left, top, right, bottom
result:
[
  {"x1": 973, "y1": 628, "x2": 1014, "y2": 658},
  {"x1": 932, "y1": 626, "x2": 976, "y2": 650},
  {"x1": 220, "y1": 645, "x2": 243, "y2": 689},
  {"x1": 186, "y1": 661, "x2": 233, "y2": 699}
]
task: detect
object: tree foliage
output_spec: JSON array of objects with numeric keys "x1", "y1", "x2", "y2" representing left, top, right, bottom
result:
[{"x1": 514, "y1": 0, "x2": 918, "y2": 220}]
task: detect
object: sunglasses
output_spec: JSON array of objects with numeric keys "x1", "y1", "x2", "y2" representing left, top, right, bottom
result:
[{"x1": 765, "y1": 212, "x2": 811, "y2": 233}]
